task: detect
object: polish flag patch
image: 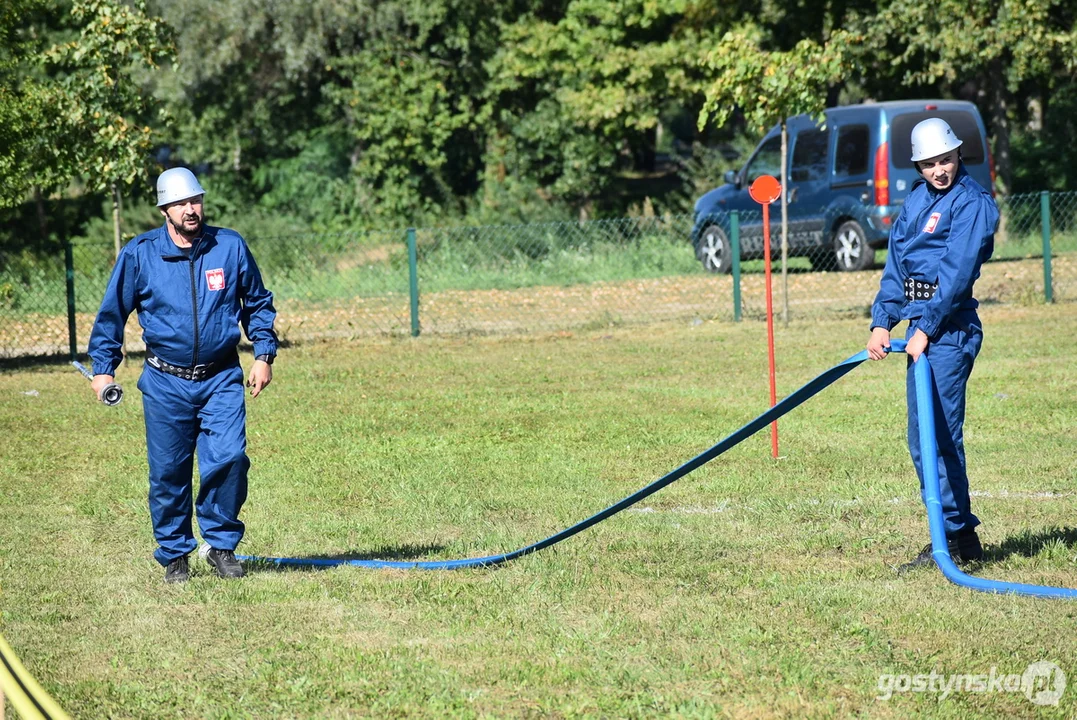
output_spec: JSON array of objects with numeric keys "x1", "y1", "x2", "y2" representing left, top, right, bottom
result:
[
  {"x1": 205, "y1": 268, "x2": 225, "y2": 291},
  {"x1": 923, "y1": 212, "x2": 942, "y2": 234}
]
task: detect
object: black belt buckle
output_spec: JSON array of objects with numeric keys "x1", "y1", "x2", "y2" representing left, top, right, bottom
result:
[{"x1": 190, "y1": 363, "x2": 212, "y2": 381}]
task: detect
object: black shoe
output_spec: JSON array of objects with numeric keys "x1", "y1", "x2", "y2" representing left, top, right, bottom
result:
[
  {"x1": 951, "y1": 528, "x2": 984, "y2": 563},
  {"x1": 205, "y1": 548, "x2": 245, "y2": 579},
  {"x1": 898, "y1": 530, "x2": 983, "y2": 574},
  {"x1": 164, "y1": 555, "x2": 189, "y2": 584}
]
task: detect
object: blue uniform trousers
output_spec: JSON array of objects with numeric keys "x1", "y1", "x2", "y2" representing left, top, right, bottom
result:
[
  {"x1": 138, "y1": 362, "x2": 249, "y2": 566},
  {"x1": 905, "y1": 310, "x2": 982, "y2": 536}
]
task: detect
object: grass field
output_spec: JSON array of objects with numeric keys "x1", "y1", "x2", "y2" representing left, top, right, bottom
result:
[{"x1": 1, "y1": 303, "x2": 1076, "y2": 718}]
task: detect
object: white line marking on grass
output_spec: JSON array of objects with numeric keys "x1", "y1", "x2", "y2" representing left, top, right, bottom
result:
[{"x1": 631, "y1": 490, "x2": 1074, "y2": 516}]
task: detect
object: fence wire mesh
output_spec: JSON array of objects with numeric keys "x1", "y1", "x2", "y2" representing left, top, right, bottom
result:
[{"x1": 1, "y1": 191, "x2": 1075, "y2": 359}]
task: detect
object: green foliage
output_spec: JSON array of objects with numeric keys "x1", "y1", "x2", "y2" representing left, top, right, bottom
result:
[
  {"x1": 1010, "y1": 84, "x2": 1077, "y2": 194},
  {"x1": 3, "y1": 0, "x2": 1077, "y2": 241},
  {"x1": 42, "y1": 0, "x2": 173, "y2": 194},
  {"x1": 325, "y1": 46, "x2": 473, "y2": 222},
  {"x1": 484, "y1": 0, "x2": 717, "y2": 209},
  {"x1": 657, "y1": 136, "x2": 755, "y2": 216},
  {"x1": 869, "y1": 0, "x2": 1075, "y2": 90},
  {"x1": 0, "y1": 0, "x2": 61, "y2": 207},
  {"x1": 697, "y1": 27, "x2": 858, "y2": 135},
  {"x1": 852, "y1": 0, "x2": 1077, "y2": 193}
]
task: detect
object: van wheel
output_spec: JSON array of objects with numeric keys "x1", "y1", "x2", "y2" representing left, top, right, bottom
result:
[
  {"x1": 697, "y1": 225, "x2": 733, "y2": 274},
  {"x1": 832, "y1": 221, "x2": 875, "y2": 271}
]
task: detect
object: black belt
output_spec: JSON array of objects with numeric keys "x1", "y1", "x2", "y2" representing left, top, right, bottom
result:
[
  {"x1": 904, "y1": 277, "x2": 937, "y2": 303},
  {"x1": 146, "y1": 351, "x2": 237, "y2": 381}
]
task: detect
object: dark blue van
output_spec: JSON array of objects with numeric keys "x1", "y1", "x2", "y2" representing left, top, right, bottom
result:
[{"x1": 691, "y1": 100, "x2": 994, "y2": 272}]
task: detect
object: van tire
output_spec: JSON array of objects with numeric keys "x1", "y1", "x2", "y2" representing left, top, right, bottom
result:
[
  {"x1": 697, "y1": 225, "x2": 733, "y2": 274},
  {"x1": 832, "y1": 221, "x2": 875, "y2": 271}
]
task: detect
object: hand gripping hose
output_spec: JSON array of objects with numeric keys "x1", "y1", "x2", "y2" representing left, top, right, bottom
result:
[
  {"x1": 244, "y1": 342, "x2": 1077, "y2": 598},
  {"x1": 72, "y1": 360, "x2": 124, "y2": 406}
]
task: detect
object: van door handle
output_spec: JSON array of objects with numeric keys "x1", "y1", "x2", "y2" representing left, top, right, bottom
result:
[{"x1": 787, "y1": 187, "x2": 798, "y2": 203}]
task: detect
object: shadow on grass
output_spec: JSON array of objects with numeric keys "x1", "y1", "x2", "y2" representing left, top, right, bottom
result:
[
  {"x1": 244, "y1": 542, "x2": 450, "y2": 573},
  {"x1": 985, "y1": 526, "x2": 1077, "y2": 562}
]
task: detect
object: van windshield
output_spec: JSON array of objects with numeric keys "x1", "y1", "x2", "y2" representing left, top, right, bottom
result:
[
  {"x1": 746, "y1": 136, "x2": 783, "y2": 182},
  {"x1": 891, "y1": 111, "x2": 986, "y2": 166}
]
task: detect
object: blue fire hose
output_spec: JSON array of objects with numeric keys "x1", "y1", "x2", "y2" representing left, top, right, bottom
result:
[
  {"x1": 243, "y1": 341, "x2": 1077, "y2": 598},
  {"x1": 913, "y1": 354, "x2": 1077, "y2": 599}
]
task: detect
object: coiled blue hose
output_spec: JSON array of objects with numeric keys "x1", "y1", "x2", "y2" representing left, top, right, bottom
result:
[{"x1": 243, "y1": 341, "x2": 1077, "y2": 598}]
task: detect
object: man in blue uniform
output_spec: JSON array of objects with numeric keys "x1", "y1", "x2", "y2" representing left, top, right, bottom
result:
[
  {"x1": 865, "y1": 118, "x2": 999, "y2": 572},
  {"x1": 88, "y1": 167, "x2": 278, "y2": 584}
]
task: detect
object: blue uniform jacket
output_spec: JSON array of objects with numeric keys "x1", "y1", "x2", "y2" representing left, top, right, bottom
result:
[
  {"x1": 89, "y1": 223, "x2": 278, "y2": 376},
  {"x1": 870, "y1": 166, "x2": 998, "y2": 339}
]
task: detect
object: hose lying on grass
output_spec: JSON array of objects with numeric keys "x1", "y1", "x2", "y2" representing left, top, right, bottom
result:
[
  {"x1": 0, "y1": 632, "x2": 72, "y2": 720},
  {"x1": 242, "y1": 341, "x2": 1077, "y2": 599}
]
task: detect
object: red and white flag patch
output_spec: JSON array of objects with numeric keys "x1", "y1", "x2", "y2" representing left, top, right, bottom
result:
[
  {"x1": 205, "y1": 268, "x2": 225, "y2": 291},
  {"x1": 923, "y1": 212, "x2": 942, "y2": 234}
]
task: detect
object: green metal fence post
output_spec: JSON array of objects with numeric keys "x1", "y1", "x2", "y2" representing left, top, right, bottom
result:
[
  {"x1": 407, "y1": 227, "x2": 420, "y2": 336},
  {"x1": 730, "y1": 211, "x2": 742, "y2": 322},
  {"x1": 64, "y1": 239, "x2": 77, "y2": 360},
  {"x1": 1040, "y1": 191, "x2": 1053, "y2": 304}
]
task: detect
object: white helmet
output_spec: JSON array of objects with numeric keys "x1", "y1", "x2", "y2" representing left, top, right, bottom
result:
[
  {"x1": 156, "y1": 167, "x2": 205, "y2": 207},
  {"x1": 910, "y1": 118, "x2": 963, "y2": 162}
]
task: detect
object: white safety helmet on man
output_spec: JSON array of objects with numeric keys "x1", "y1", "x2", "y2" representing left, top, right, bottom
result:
[
  {"x1": 156, "y1": 167, "x2": 205, "y2": 207},
  {"x1": 909, "y1": 118, "x2": 963, "y2": 163}
]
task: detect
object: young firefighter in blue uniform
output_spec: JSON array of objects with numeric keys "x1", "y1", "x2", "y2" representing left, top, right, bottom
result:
[
  {"x1": 866, "y1": 118, "x2": 999, "y2": 572},
  {"x1": 88, "y1": 168, "x2": 279, "y2": 584}
]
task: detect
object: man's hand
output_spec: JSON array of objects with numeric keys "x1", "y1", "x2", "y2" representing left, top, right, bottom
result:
[
  {"x1": 866, "y1": 327, "x2": 891, "y2": 361},
  {"x1": 247, "y1": 360, "x2": 272, "y2": 398},
  {"x1": 91, "y1": 374, "x2": 115, "y2": 401},
  {"x1": 905, "y1": 328, "x2": 929, "y2": 362}
]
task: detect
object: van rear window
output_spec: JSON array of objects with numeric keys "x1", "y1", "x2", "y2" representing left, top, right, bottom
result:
[
  {"x1": 833, "y1": 125, "x2": 869, "y2": 178},
  {"x1": 891, "y1": 111, "x2": 986, "y2": 166}
]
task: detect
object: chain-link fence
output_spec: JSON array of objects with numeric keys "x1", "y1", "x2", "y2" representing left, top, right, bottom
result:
[{"x1": 2, "y1": 191, "x2": 1075, "y2": 359}]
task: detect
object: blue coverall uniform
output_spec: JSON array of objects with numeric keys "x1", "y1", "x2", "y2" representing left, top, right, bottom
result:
[
  {"x1": 870, "y1": 165, "x2": 998, "y2": 536},
  {"x1": 88, "y1": 223, "x2": 278, "y2": 566}
]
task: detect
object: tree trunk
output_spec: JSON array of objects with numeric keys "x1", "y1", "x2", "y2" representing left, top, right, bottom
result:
[
  {"x1": 112, "y1": 183, "x2": 123, "y2": 260},
  {"x1": 233, "y1": 131, "x2": 242, "y2": 172},
  {"x1": 111, "y1": 182, "x2": 127, "y2": 364},
  {"x1": 780, "y1": 124, "x2": 789, "y2": 326},
  {"x1": 987, "y1": 60, "x2": 1012, "y2": 196},
  {"x1": 34, "y1": 185, "x2": 48, "y2": 249}
]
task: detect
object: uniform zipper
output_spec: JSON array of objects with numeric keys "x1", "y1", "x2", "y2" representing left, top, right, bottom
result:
[{"x1": 187, "y1": 253, "x2": 200, "y2": 366}]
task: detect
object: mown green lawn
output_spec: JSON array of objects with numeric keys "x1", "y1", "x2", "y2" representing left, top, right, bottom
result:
[{"x1": 1, "y1": 303, "x2": 1075, "y2": 718}]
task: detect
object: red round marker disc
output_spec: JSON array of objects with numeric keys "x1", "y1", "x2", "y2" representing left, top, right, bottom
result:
[{"x1": 749, "y1": 174, "x2": 782, "y2": 205}]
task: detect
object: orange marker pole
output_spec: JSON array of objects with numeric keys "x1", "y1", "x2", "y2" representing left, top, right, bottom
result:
[
  {"x1": 761, "y1": 202, "x2": 779, "y2": 458},
  {"x1": 749, "y1": 174, "x2": 781, "y2": 460}
]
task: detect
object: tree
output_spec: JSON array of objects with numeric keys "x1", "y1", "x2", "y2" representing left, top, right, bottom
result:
[
  {"x1": 484, "y1": 0, "x2": 722, "y2": 217},
  {"x1": 0, "y1": 0, "x2": 60, "y2": 210},
  {"x1": 698, "y1": 26, "x2": 858, "y2": 322},
  {"x1": 148, "y1": 0, "x2": 364, "y2": 218},
  {"x1": 44, "y1": 0, "x2": 173, "y2": 253},
  {"x1": 861, "y1": 0, "x2": 1077, "y2": 195}
]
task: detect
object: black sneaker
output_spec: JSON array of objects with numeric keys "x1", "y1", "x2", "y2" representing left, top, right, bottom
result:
[
  {"x1": 951, "y1": 529, "x2": 984, "y2": 563},
  {"x1": 898, "y1": 530, "x2": 983, "y2": 574},
  {"x1": 205, "y1": 548, "x2": 245, "y2": 579},
  {"x1": 164, "y1": 555, "x2": 189, "y2": 584}
]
